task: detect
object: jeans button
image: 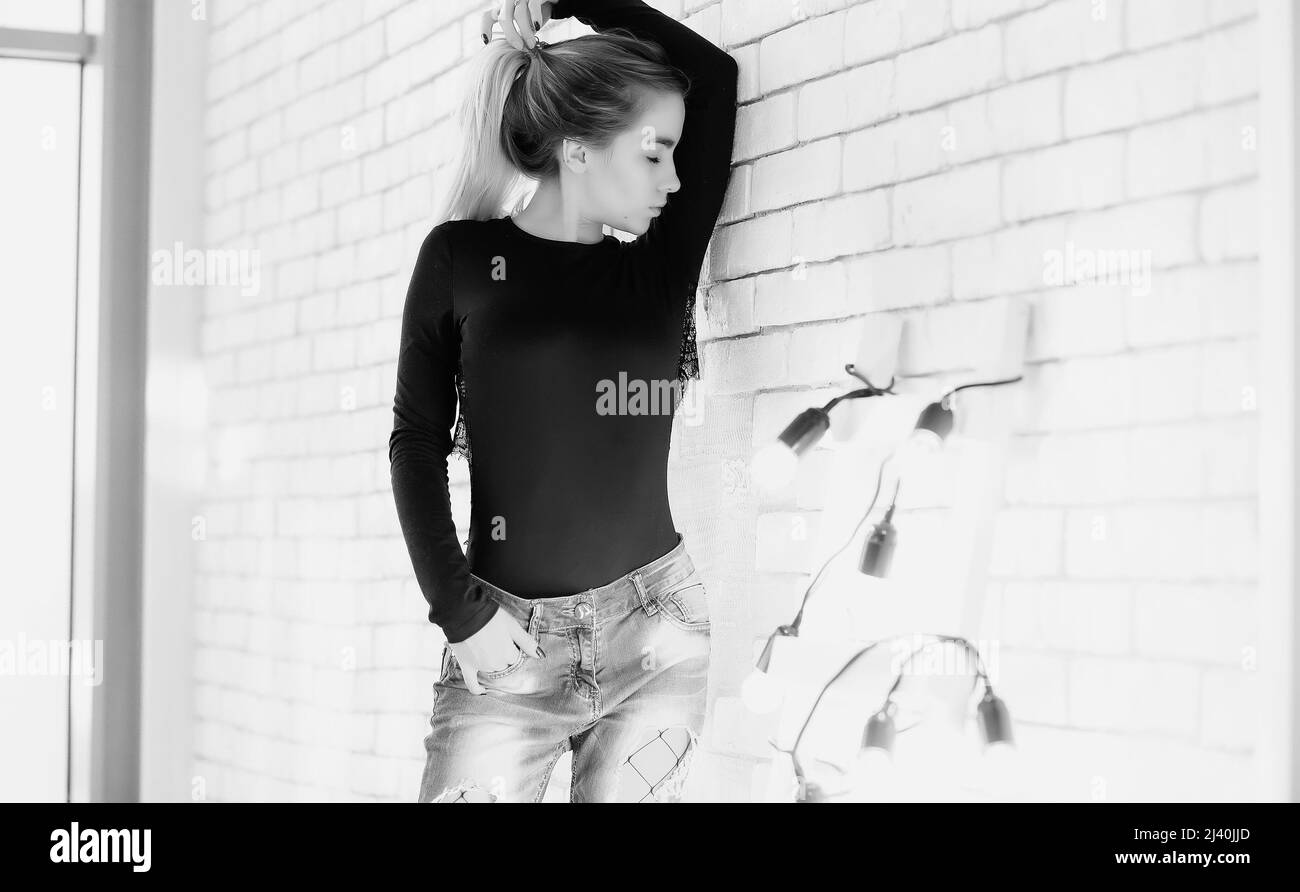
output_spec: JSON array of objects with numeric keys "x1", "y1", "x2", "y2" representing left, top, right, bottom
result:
[{"x1": 575, "y1": 603, "x2": 591, "y2": 619}]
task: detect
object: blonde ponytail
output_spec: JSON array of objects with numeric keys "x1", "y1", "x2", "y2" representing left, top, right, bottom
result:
[{"x1": 436, "y1": 40, "x2": 531, "y2": 223}]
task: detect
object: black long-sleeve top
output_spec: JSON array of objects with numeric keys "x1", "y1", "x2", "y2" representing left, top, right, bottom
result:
[{"x1": 388, "y1": 0, "x2": 738, "y2": 643}]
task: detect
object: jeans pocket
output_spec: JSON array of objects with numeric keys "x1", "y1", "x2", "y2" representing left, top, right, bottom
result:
[
  {"x1": 656, "y1": 576, "x2": 711, "y2": 632},
  {"x1": 479, "y1": 646, "x2": 529, "y2": 680}
]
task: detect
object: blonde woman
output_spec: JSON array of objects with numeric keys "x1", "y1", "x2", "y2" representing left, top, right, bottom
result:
[{"x1": 389, "y1": 0, "x2": 737, "y2": 802}]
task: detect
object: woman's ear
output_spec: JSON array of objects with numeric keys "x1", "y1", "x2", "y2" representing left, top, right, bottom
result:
[{"x1": 559, "y1": 137, "x2": 590, "y2": 172}]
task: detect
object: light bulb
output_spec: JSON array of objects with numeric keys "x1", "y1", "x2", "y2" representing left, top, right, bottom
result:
[
  {"x1": 752, "y1": 408, "x2": 831, "y2": 491},
  {"x1": 895, "y1": 719, "x2": 968, "y2": 801},
  {"x1": 762, "y1": 751, "x2": 801, "y2": 803},
  {"x1": 751, "y1": 441, "x2": 798, "y2": 490},
  {"x1": 852, "y1": 746, "x2": 895, "y2": 802},
  {"x1": 907, "y1": 426, "x2": 944, "y2": 455},
  {"x1": 982, "y1": 739, "x2": 1020, "y2": 801},
  {"x1": 740, "y1": 668, "x2": 785, "y2": 714}
]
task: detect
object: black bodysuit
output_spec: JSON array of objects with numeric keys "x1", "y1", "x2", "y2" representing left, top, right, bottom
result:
[{"x1": 388, "y1": 0, "x2": 738, "y2": 643}]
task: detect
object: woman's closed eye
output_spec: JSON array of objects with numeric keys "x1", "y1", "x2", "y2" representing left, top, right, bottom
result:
[{"x1": 647, "y1": 156, "x2": 661, "y2": 164}]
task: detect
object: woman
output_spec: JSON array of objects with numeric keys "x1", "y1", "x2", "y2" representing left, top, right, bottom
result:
[{"x1": 389, "y1": 0, "x2": 738, "y2": 802}]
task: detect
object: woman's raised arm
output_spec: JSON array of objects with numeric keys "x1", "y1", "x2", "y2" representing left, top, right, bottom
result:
[{"x1": 550, "y1": 0, "x2": 739, "y2": 299}]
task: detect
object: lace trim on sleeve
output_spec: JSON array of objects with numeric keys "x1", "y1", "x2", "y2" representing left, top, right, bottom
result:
[
  {"x1": 674, "y1": 280, "x2": 701, "y2": 411},
  {"x1": 451, "y1": 353, "x2": 472, "y2": 471}
]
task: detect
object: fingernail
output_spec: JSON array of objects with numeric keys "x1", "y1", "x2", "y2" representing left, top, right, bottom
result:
[
  {"x1": 534, "y1": 646, "x2": 545, "y2": 658},
  {"x1": 481, "y1": 32, "x2": 488, "y2": 44}
]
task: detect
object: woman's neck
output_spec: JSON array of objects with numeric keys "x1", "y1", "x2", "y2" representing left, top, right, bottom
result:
[{"x1": 512, "y1": 181, "x2": 606, "y2": 245}]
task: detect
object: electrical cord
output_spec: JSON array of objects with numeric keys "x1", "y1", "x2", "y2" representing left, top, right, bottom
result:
[
  {"x1": 787, "y1": 451, "x2": 893, "y2": 632},
  {"x1": 939, "y1": 374, "x2": 1024, "y2": 407},
  {"x1": 780, "y1": 634, "x2": 994, "y2": 791},
  {"x1": 763, "y1": 373, "x2": 1024, "y2": 797}
]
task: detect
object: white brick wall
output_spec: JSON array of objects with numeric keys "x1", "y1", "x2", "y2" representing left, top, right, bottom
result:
[
  {"x1": 724, "y1": 0, "x2": 1262, "y2": 802},
  {"x1": 193, "y1": 0, "x2": 1263, "y2": 802}
]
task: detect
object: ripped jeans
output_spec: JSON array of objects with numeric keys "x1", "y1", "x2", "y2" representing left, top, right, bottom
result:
[{"x1": 417, "y1": 532, "x2": 711, "y2": 803}]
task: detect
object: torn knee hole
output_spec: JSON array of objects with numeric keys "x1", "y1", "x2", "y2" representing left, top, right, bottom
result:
[
  {"x1": 430, "y1": 778, "x2": 498, "y2": 803},
  {"x1": 615, "y1": 725, "x2": 700, "y2": 803}
]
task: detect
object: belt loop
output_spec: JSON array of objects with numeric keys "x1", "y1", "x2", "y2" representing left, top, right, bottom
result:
[{"x1": 633, "y1": 572, "x2": 658, "y2": 615}]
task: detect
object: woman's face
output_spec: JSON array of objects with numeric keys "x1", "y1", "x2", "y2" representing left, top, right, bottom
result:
[{"x1": 576, "y1": 90, "x2": 685, "y2": 235}]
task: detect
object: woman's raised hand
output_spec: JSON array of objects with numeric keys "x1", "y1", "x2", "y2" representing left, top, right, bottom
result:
[{"x1": 480, "y1": 0, "x2": 556, "y2": 50}]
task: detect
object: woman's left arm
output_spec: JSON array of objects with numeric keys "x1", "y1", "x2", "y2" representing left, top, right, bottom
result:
[{"x1": 550, "y1": 0, "x2": 739, "y2": 298}]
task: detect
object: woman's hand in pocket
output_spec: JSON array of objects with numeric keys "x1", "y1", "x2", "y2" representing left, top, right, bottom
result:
[{"x1": 449, "y1": 609, "x2": 544, "y2": 695}]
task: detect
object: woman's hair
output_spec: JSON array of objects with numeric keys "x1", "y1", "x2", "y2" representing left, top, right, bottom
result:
[{"x1": 436, "y1": 27, "x2": 691, "y2": 223}]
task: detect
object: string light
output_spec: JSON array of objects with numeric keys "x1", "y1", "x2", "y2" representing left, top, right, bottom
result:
[
  {"x1": 751, "y1": 363, "x2": 895, "y2": 490},
  {"x1": 768, "y1": 634, "x2": 1013, "y2": 801},
  {"x1": 740, "y1": 455, "x2": 894, "y2": 714},
  {"x1": 746, "y1": 374, "x2": 1027, "y2": 777}
]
